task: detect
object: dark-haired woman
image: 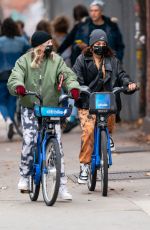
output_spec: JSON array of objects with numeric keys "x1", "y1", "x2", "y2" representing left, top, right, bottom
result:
[
  {"x1": 58, "y1": 4, "x2": 89, "y2": 66},
  {"x1": 0, "y1": 18, "x2": 30, "y2": 139},
  {"x1": 53, "y1": 15, "x2": 71, "y2": 67},
  {"x1": 72, "y1": 29, "x2": 137, "y2": 184},
  {"x1": 57, "y1": 5, "x2": 89, "y2": 133},
  {"x1": 36, "y1": 19, "x2": 52, "y2": 35}
]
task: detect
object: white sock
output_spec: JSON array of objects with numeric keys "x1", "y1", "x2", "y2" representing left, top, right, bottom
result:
[{"x1": 6, "y1": 117, "x2": 13, "y2": 125}]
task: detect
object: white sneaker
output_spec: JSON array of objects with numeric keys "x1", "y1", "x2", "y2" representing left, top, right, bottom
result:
[
  {"x1": 78, "y1": 163, "x2": 89, "y2": 184},
  {"x1": 58, "y1": 185, "x2": 72, "y2": 201},
  {"x1": 18, "y1": 177, "x2": 29, "y2": 191},
  {"x1": 110, "y1": 136, "x2": 116, "y2": 152}
]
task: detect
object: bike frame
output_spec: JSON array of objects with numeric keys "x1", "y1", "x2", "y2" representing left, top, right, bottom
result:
[
  {"x1": 33, "y1": 118, "x2": 57, "y2": 186},
  {"x1": 25, "y1": 90, "x2": 72, "y2": 198},
  {"x1": 91, "y1": 114, "x2": 112, "y2": 175}
]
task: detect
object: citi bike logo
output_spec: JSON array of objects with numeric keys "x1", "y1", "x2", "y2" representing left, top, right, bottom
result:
[{"x1": 46, "y1": 108, "x2": 68, "y2": 116}]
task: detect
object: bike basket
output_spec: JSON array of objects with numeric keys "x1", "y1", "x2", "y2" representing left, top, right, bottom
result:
[
  {"x1": 89, "y1": 92, "x2": 117, "y2": 114},
  {"x1": 34, "y1": 105, "x2": 72, "y2": 117}
]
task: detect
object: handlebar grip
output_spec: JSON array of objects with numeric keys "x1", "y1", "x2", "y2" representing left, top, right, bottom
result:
[
  {"x1": 126, "y1": 83, "x2": 140, "y2": 92},
  {"x1": 135, "y1": 82, "x2": 140, "y2": 91}
]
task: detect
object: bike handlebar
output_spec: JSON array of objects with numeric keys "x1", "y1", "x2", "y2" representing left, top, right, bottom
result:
[
  {"x1": 24, "y1": 84, "x2": 140, "y2": 106},
  {"x1": 25, "y1": 91, "x2": 43, "y2": 105},
  {"x1": 112, "y1": 86, "x2": 126, "y2": 94},
  {"x1": 112, "y1": 84, "x2": 140, "y2": 94},
  {"x1": 25, "y1": 91, "x2": 72, "y2": 106},
  {"x1": 58, "y1": 94, "x2": 72, "y2": 105},
  {"x1": 79, "y1": 84, "x2": 140, "y2": 96}
]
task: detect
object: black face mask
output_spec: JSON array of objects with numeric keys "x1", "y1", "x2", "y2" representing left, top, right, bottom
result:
[
  {"x1": 93, "y1": 45, "x2": 107, "y2": 56},
  {"x1": 44, "y1": 45, "x2": 53, "y2": 58}
]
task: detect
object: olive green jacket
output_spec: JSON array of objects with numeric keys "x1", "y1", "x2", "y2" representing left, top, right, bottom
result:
[{"x1": 7, "y1": 51, "x2": 80, "y2": 108}]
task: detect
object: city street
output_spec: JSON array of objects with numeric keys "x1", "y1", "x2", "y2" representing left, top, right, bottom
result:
[
  {"x1": 0, "y1": 0, "x2": 150, "y2": 229},
  {"x1": 0, "y1": 116, "x2": 150, "y2": 230}
]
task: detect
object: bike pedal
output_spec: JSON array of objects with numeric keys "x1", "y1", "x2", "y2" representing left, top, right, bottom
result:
[{"x1": 20, "y1": 189, "x2": 30, "y2": 194}]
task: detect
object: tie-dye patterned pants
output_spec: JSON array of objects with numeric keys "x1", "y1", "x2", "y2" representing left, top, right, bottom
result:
[
  {"x1": 78, "y1": 109, "x2": 115, "y2": 164},
  {"x1": 20, "y1": 107, "x2": 67, "y2": 185}
]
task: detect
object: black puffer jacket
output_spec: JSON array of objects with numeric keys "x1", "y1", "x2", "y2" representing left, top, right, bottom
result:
[{"x1": 72, "y1": 54, "x2": 131, "y2": 109}]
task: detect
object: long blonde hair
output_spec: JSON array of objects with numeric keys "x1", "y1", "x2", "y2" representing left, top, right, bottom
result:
[
  {"x1": 31, "y1": 45, "x2": 53, "y2": 68},
  {"x1": 30, "y1": 45, "x2": 45, "y2": 68}
]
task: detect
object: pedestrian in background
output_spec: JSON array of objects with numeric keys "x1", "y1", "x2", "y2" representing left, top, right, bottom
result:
[
  {"x1": 16, "y1": 20, "x2": 30, "y2": 42},
  {"x1": 57, "y1": 5, "x2": 89, "y2": 133},
  {"x1": 58, "y1": 4, "x2": 89, "y2": 66},
  {"x1": 53, "y1": 15, "x2": 71, "y2": 67},
  {"x1": 36, "y1": 19, "x2": 52, "y2": 35},
  {"x1": 53, "y1": 15, "x2": 79, "y2": 133},
  {"x1": 0, "y1": 18, "x2": 30, "y2": 139}
]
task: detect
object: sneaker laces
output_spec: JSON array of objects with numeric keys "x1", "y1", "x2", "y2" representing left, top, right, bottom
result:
[
  {"x1": 83, "y1": 164, "x2": 89, "y2": 172},
  {"x1": 60, "y1": 185, "x2": 69, "y2": 194},
  {"x1": 58, "y1": 184, "x2": 72, "y2": 200},
  {"x1": 80, "y1": 164, "x2": 89, "y2": 176}
]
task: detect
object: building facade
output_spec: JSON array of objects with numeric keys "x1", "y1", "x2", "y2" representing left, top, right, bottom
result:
[{"x1": 143, "y1": 0, "x2": 150, "y2": 133}]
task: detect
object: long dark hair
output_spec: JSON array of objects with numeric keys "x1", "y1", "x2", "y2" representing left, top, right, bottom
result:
[
  {"x1": 83, "y1": 45, "x2": 114, "y2": 58},
  {"x1": 36, "y1": 19, "x2": 51, "y2": 35},
  {"x1": 53, "y1": 16, "x2": 70, "y2": 34},
  {"x1": 1, "y1": 18, "x2": 20, "y2": 38},
  {"x1": 73, "y1": 4, "x2": 89, "y2": 22}
]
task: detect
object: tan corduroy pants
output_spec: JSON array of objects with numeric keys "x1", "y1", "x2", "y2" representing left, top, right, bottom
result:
[{"x1": 78, "y1": 109, "x2": 115, "y2": 164}]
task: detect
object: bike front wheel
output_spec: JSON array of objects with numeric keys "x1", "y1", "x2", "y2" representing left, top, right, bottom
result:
[
  {"x1": 87, "y1": 164, "x2": 97, "y2": 191},
  {"x1": 42, "y1": 138, "x2": 61, "y2": 206},
  {"x1": 100, "y1": 130, "x2": 108, "y2": 196},
  {"x1": 29, "y1": 175, "x2": 40, "y2": 201}
]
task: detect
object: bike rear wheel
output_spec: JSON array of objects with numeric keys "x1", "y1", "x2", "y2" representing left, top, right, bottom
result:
[
  {"x1": 29, "y1": 175, "x2": 40, "y2": 201},
  {"x1": 42, "y1": 138, "x2": 61, "y2": 206},
  {"x1": 87, "y1": 164, "x2": 97, "y2": 191},
  {"x1": 100, "y1": 130, "x2": 108, "y2": 196}
]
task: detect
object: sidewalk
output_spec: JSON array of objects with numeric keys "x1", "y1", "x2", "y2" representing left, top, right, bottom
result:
[
  {"x1": 0, "y1": 118, "x2": 150, "y2": 229},
  {"x1": 62, "y1": 122, "x2": 150, "y2": 174}
]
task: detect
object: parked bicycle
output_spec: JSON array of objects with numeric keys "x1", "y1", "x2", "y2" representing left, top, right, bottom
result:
[
  {"x1": 24, "y1": 91, "x2": 72, "y2": 206},
  {"x1": 80, "y1": 85, "x2": 138, "y2": 196}
]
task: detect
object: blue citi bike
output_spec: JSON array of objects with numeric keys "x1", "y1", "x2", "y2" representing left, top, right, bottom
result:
[
  {"x1": 24, "y1": 91, "x2": 72, "y2": 206},
  {"x1": 80, "y1": 85, "x2": 138, "y2": 197}
]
